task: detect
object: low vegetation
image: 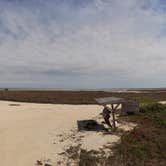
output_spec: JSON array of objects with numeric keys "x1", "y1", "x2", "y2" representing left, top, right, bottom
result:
[
  {"x1": 1, "y1": 90, "x2": 165, "y2": 165},
  {"x1": 0, "y1": 90, "x2": 166, "y2": 104},
  {"x1": 113, "y1": 103, "x2": 166, "y2": 166},
  {"x1": 62, "y1": 103, "x2": 166, "y2": 166}
]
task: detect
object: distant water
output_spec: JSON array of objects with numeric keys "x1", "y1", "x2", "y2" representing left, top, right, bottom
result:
[
  {"x1": 0, "y1": 87, "x2": 166, "y2": 92},
  {"x1": 0, "y1": 88, "x2": 128, "y2": 91}
]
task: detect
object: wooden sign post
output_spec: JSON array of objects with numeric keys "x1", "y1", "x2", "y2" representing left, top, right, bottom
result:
[{"x1": 111, "y1": 103, "x2": 120, "y2": 130}]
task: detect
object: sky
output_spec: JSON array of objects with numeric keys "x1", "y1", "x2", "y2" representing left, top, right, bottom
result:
[{"x1": 0, "y1": 0, "x2": 166, "y2": 89}]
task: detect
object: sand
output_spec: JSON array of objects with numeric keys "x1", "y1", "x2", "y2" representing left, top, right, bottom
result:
[
  {"x1": 0, "y1": 100, "x2": 136, "y2": 166},
  {"x1": 158, "y1": 101, "x2": 166, "y2": 104}
]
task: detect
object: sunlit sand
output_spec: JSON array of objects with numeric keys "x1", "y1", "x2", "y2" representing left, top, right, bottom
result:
[{"x1": 0, "y1": 100, "x2": 136, "y2": 166}]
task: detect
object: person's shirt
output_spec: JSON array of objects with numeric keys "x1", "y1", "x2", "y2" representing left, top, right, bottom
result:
[{"x1": 102, "y1": 107, "x2": 111, "y2": 117}]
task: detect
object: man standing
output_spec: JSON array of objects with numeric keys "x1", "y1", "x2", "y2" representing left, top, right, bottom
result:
[{"x1": 102, "y1": 105, "x2": 112, "y2": 128}]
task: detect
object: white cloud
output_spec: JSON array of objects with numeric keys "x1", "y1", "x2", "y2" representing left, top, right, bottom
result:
[{"x1": 0, "y1": 0, "x2": 166, "y2": 88}]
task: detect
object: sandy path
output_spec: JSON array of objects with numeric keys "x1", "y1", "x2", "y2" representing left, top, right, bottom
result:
[{"x1": 0, "y1": 101, "x2": 135, "y2": 166}]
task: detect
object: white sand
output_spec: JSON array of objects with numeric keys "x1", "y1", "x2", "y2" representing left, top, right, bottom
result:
[
  {"x1": 158, "y1": 101, "x2": 166, "y2": 104},
  {"x1": 0, "y1": 100, "x2": 136, "y2": 166}
]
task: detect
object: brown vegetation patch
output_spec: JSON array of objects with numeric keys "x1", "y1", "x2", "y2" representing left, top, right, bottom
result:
[
  {"x1": 0, "y1": 90, "x2": 166, "y2": 104},
  {"x1": 59, "y1": 103, "x2": 166, "y2": 166}
]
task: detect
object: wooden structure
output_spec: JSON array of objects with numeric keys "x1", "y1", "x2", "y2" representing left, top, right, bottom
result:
[{"x1": 95, "y1": 97, "x2": 124, "y2": 129}]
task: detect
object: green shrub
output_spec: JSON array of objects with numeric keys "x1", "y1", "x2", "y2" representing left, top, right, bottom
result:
[{"x1": 140, "y1": 103, "x2": 166, "y2": 113}]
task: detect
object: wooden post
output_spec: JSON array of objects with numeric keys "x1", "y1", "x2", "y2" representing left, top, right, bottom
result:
[
  {"x1": 111, "y1": 104, "x2": 114, "y2": 110},
  {"x1": 111, "y1": 104, "x2": 116, "y2": 129},
  {"x1": 111, "y1": 103, "x2": 120, "y2": 130}
]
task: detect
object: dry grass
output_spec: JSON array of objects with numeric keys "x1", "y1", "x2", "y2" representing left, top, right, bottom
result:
[
  {"x1": 0, "y1": 90, "x2": 166, "y2": 104},
  {"x1": 60, "y1": 103, "x2": 166, "y2": 166}
]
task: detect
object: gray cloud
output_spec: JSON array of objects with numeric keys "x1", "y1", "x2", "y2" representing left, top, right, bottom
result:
[{"x1": 0, "y1": 0, "x2": 166, "y2": 88}]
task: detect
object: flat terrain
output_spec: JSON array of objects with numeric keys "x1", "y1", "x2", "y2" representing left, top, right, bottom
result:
[
  {"x1": 0, "y1": 89, "x2": 166, "y2": 104},
  {"x1": 0, "y1": 90, "x2": 165, "y2": 165},
  {"x1": 0, "y1": 100, "x2": 135, "y2": 166}
]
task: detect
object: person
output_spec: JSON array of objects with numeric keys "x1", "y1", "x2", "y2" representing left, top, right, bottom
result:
[{"x1": 102, "y1": 105, "x2": 112, "y2": 128}]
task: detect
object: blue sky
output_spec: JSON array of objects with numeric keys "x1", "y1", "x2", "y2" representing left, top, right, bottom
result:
[{"x1": 0, "y1": 0, "x2": 166, "y2": 89}]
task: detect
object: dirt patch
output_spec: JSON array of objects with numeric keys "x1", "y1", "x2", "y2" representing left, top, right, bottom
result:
[{"x1": 9, "y1": 103, "x2": 20, "y2": 106}]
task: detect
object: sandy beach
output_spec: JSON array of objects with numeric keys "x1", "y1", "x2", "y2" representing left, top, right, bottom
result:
[{"x1": 0, "y1": 100, "x2": 136, "y2": 166}]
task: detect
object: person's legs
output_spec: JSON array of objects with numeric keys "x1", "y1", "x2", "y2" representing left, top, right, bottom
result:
[{"x1": 104, "y1": 116, "x2": 112, "y2": 128}]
